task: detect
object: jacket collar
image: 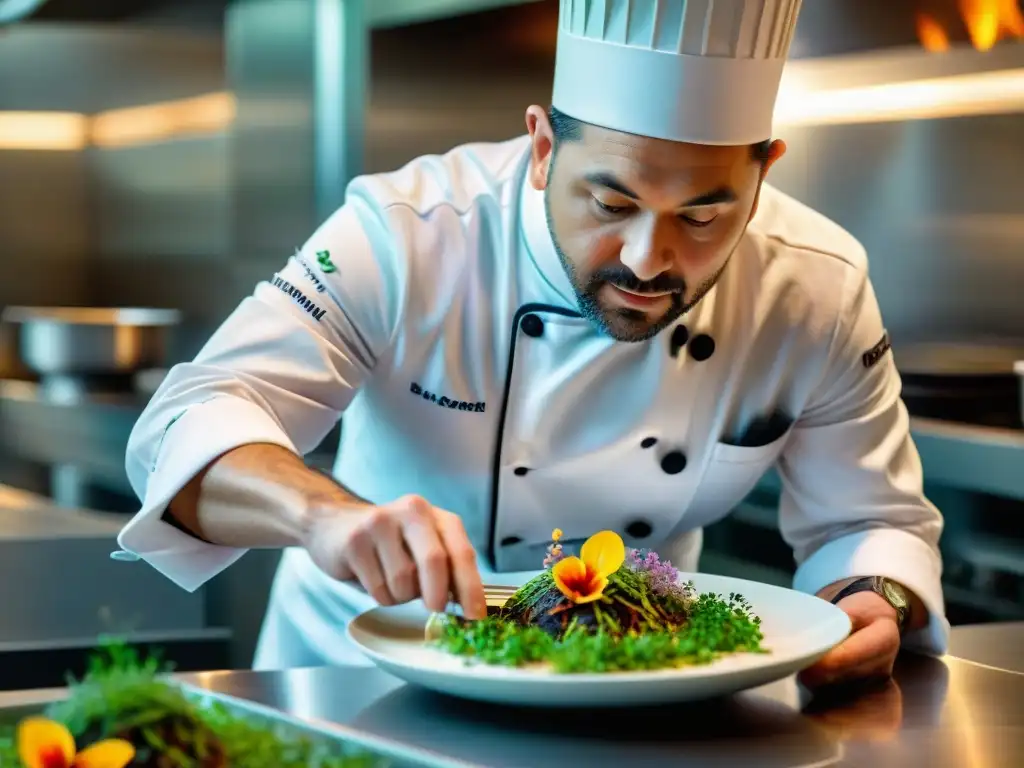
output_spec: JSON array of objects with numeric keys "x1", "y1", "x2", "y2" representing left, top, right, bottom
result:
[{"x1": 518, "y1": 169, "x2": 580, "y2": 309}]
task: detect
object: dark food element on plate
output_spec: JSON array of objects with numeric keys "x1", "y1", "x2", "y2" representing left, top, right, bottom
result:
[{"x1": 431, "y1": 529, "x2": 766, "y2": 673}]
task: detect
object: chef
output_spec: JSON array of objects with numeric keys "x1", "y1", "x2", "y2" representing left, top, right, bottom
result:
[{"x1": 117, "y1": 0, "x2": 948, "y2": 688}]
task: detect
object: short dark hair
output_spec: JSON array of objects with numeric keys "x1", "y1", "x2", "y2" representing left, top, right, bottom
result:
[{"x1": 548, "y1": 106, "x2": 771, "y2": 164}]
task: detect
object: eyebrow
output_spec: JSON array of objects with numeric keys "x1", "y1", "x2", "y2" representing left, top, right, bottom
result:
[{"x1": 584, "y1": 172, "x2": 738, "y2": 208}]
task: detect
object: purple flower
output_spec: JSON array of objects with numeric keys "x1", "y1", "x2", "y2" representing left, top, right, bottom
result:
[{"x1": 625, "y1": 547, "x2": 689, "y2": 600}]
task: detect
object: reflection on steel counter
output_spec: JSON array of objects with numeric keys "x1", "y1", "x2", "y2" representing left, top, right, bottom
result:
[{"x1": 162, "y1": 624, "x2": 1022, "y2": 768}]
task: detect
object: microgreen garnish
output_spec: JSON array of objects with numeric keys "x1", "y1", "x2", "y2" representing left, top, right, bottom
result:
[
  {"x1": 434, "y1": 588, "x2": 764, "y2": 673},
  {"x1": 431, "y1": 529, "x2": 766, "y2": 673}
]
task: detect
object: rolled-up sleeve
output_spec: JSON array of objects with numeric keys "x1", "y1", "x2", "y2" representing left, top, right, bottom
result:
[
  {"x1": 778, "y1": 268, "x2": 948, "y2": 656},
  {"x1": 117, "y1": 187, "x2": 407, "y2": 592}
]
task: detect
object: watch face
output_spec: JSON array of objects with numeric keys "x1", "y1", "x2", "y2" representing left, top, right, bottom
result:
[{"x1": 882, "y1": 580, "x2": 908, "y2": 610}]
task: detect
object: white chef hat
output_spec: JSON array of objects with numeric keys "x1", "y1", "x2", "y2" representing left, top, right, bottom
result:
[{"x1": 552, "y1": 0, "x2": 804, "y2": 146}]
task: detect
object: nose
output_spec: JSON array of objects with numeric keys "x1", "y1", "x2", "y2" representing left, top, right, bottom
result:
[{"x1": 618, "y1": 212, "x2": 673, "y2": 281}]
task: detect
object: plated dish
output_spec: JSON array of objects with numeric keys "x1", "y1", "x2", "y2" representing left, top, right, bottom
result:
[
  {"x1": 348, "y1": 530, "x2": 852, "y2": 706},
  {"x1": 426, "y1": 529, "x2": 766, "y2": 673}
]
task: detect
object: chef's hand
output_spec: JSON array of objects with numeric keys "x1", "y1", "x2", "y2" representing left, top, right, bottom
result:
[
  {"x1": 798, "y1": 590, "x2": 901, "y2": 689},
  {"x1": 302, "y1": 494, "x2": 488, "y2": 620}
]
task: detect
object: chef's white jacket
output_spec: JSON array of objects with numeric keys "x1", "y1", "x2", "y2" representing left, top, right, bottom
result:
[{"x1": 118, "y1": 135, "x2": 948, "y2": 669}]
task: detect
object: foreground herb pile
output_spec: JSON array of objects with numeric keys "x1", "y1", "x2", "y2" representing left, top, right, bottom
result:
[
  {"x1": 0, "y1": 643, "x2": 387, "y2": 768},
  {"x1": 430, "y1": 529, "x2": 766, "y2": 673}
]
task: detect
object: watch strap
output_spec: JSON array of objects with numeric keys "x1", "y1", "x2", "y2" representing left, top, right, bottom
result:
[{"x1": 831, "y1": 576, "x2": 910, "y2": 633}]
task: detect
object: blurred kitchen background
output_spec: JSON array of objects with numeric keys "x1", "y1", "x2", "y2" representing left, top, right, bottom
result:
[{"x1": 1, "y1": 0, "x2": 1022, "y2": 689}]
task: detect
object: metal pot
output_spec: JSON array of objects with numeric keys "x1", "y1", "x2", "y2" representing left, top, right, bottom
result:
[{"x1": 1, "y1": 307, "x2": 181, "y2": 376}]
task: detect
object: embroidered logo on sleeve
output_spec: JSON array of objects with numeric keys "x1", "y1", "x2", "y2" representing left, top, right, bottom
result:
[
  {"x1": 272, "y1": 274, "x2": 327, "y2": 322},
  {"x1": 316, "y1": 249, "x2": 337, "y2": 274},
  {"x1": 862, "y1": 331, "x2": 892, "y2": 369}
]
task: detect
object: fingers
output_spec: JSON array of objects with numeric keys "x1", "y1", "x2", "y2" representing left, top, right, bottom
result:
[
  {"x1": 395, "y1": 498, "x2": 451, "y2": 613},
  {"x1": 330, "y1": 494, "x2": 483, "y2": 616},
  {"x1": 434, "y1": 511, "x2": 487, "y2": 620},
  {"x1": 344, "y1": 521, "x2": 394, "y2": 606},
  {"x1": 799, "y1": 617, "x2": 900, "y2": 689},
  {"x1": 372, "y1": 515, "x2": 421, "y2": 605}
]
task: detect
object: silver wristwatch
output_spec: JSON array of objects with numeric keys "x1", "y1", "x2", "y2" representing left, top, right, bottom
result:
[{"x1": 830, "y1": 576, "x2": 910, "y2": 634}]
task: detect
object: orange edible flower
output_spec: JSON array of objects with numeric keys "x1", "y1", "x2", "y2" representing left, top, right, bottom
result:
[
  {"x1": 551, "y1": 530, "x2": 625, "y2": 604},
  {"x1": 17, "y1": 717, "x2": 135, "y2": 768}
]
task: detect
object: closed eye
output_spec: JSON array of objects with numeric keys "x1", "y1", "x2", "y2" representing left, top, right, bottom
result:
[
  {"x1": 594, "y1": 198, "x2": 632, "y2": 216},
  {"x1": 678, "y1": 214, "x2": 718, "y2": 227}
]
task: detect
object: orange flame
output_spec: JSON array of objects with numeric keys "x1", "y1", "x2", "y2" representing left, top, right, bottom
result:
[
  {"x1": 917, "y1": 13, "x2": 952, "y2": 52},
  {"x1": 917, "y1": 0, "x2": 1024, "y2": 52}
]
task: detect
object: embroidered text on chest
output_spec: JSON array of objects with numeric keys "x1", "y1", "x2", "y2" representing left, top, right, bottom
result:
[{"x1": 410, "y1": 382, "x2": 486, "y2": 413}]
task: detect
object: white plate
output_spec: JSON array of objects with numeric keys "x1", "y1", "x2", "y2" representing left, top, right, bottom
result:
[{"x1": 347, "y1": 571, "x2": 851, "y2": 707}]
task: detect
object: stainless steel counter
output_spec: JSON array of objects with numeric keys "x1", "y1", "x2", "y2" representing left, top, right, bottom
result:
[
  {"x1": 0, "y1": 483, "x2": 229, "y2": 689},
  {"x1": 182, "y1": 627, "x2": 1024, "y2": 768},
  {"x1": 5, "y1": 624, "x2": 1017, "y2": 767}
]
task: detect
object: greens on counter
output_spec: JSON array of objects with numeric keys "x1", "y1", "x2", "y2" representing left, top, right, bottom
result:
[{"x1": 0, "y1": 642, "x2": 389, "y2": 768}]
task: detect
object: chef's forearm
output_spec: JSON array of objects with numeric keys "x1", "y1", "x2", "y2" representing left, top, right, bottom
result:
[{"x1": 166, "y1": 443, "x2": 368, "y2": 549}]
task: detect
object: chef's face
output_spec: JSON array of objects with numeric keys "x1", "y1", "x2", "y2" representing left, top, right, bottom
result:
[{"x1": 526, "y1": 106, "x2": 785, "y2": 342}]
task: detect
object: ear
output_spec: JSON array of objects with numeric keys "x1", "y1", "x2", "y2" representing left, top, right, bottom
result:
[
  {"x1": 525, "y1": 105, "x2": 555, "y2": 191},
  {"x1": 749, "y1": 139, "x2": 787, "y2": 221}
]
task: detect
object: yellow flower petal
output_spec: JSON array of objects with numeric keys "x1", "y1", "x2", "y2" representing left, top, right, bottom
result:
[
  {"x1": 580, "y1": 530, "x2": 625, "y2": 578},
  {"x1": 73, "y1": 739, "x2": 136, "y2": 768},
  {"x1": 17, "y1": 717, "x2": 75, "y2": 768},
  {"x1": 551, "y1": 528, "x2": 563, "y2": 542}
]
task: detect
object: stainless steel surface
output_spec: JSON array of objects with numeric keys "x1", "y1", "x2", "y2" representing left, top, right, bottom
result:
[
  {"x1": 3, "y1": 307, "x2": 181, "y2": 375},
  {"x1": 896, "y1": 342, "x2": 1024, "y2": 377},
  {"x1": 153, "y1": 623, "x2": 1022, "y2": 768},
  {"x1": 226, "y1": 0, "x2": 319, "y2": 286},
  {"x1": 314, "y1": 0, "x2": 368, "y2": 222},
  {"x1": 0, "y1": 489, "x2": 208, "y2": 642},
  {"x1": 0, "y1": 381, "x2": 145, "y2": 497},
  {"x1": 947, "y1": 622, "x2": 1024, "y2": 672},
  {"x1": 787, "y1": 0, "x2": 1010, "y2": 59},
  {"x1": 768, "y1": 117, "x2": 1024, "y2": 347},
  {"x1": 910, "y1": 417, "x2": 1024, "y2": 501},
  {"x1": 0, "y1": 626, "x2": 1019, "y2": 766}
]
